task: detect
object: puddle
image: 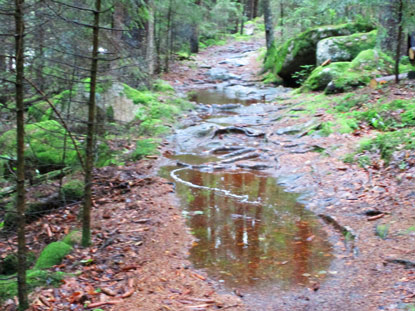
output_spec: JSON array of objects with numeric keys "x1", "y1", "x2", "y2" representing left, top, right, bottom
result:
[
  {"x1": 160, "y1": 166, "x2": 333, "y2": 292},
  {"x1": 161, "y1": 89, "x2": 333, "y2": 297},
  {"x1": 189, "y1": 89, "x2": 259, "y2": 106}
]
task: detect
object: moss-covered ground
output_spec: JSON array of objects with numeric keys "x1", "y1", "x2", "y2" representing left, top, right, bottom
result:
[{"x1": 290, "y1": 81, "x2": 415, "y2": 168}]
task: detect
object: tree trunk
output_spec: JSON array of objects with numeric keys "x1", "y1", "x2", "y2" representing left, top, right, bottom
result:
[
  {"x1": 262, "y1": 0, "x2": 274, "y2": 51},
  {"x1": 240, "y1": 0, "x2": 246, "y2": 35},
  {"x1": 395, "y1": 0, "x2": 404, "y2": 84},
  {"x1": 190, "y1": 0, "x2": 201, "y2": 54},
  {"x1": 14, "y1": 0, "x2": 28, "y2": 309},
  {"x1": 0, "y1": 36, "x2": 7, "y2": 106},
  {"x1": 146, "y1": 0, "x2": 155, "y2": 76},
  {"x1": 249, "y1": 0, "x2": 254, "y2": 19},
  {"x1": 377, "y1": 0, "x2": 405, "y2": 57},
  {"x1": 164, "y1": 0, "x2": 173, "y2": 72},
  {"x1": 82, "y1": 0, "x2": 101, "y2": 247},
  {"x1": 252, "y1": 0, "x2": 258, "y2": 19},
  {"x1": 280, "y1": 0, "x2": 284, "y2": 40}
]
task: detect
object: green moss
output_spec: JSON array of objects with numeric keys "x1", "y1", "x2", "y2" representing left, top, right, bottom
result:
[
  {"x1": 123, "y1": 84, "x2": 157, "y2": 105},
  {"x1": 153, "y1": 79, "x2": 174, "y2": 92},
  {"x1": 353, "y1": 98, "x2": 415, "y2": 130},
  {"x1": 0, "y1": 120, "x2": 80, "y2": 168},
  {"x1": 334, "y1": 93, "x2": 369, "y2": 112},
  {"x1": 28, "y1": 101, "x2": 53, "y2": 122},
  {"x1": 0, "y1": 252, "x2": 36, "y2": 275},
  {"x1": 318, "y1": 30, "x2": 377, "y2": 64},
  {"x1": 62, "y1": 230, "x2": 82, "y2": 246},
  {"x1": 131, "y1": 139, "x2": 159, "y2": 160},
  {"x1": 337, "y1": 117, "x2": 359, "y2": 133},
  {"x1": 303, "y1": 62, "x2": 350, "y2": 91},
  {"x1": 319, "y1": 121, "x2": 334, "y2": 136},
  {"x1": 60, "y1": 179, "x2": 84, "y2": 202},
  {"x1": 0, "y1": 269, "x2": 65, "y2": 302},
  {"x1": 34, "y1": 241, "x2": 72, "y2": 269},
  {"x1": 303, "y1": 49, "x2": 395, "y2": 94},
  {"x1": 262, "y1": 72, "x2": 283, "y2": 85},
  {"x1": 265, "y1": 22, "x2": 373, "y2": 79},
  {"x1": 83, "y1": 78, "x2": 112, "y2": 94},
  {"x1": 200, "y1": 37, "x2": 227, "y2": 47},
  {"x1": 358, "y1": 129, "x2": 415, "y2": 163}
]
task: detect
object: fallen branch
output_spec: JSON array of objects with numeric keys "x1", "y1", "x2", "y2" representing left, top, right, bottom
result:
[
  {"x1": 367, "y1": 213, "x2": 385, "y2": 221},
  {"x1": 0, "y1": 168, "x2": 71, "y2": 198},
  {"x1": 86, "y1": 300, "x2": 123, "y2": 309},
  {"x1": 385, "y1": 258, "x2": 415, "y2": 268},
  {"x1": 375, "y1": 73, "x2": 408, "y2": 83}
]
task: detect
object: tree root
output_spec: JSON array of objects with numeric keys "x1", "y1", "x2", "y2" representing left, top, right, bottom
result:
[
  {"x1": 220, "y1": 152, "x2": 260, "y2": 164},
  {"x1": 212, "y1": 126, "x2": 265, "y2": 138}
]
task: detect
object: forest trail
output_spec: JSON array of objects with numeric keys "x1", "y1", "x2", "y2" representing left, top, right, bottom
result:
[{"x1": 20, "y1": 35, "x2": 415, "y2": 311}]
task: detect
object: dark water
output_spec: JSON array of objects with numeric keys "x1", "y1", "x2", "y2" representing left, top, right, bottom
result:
[{"x1": 160, "y1": 166, "x2": 333, "y2": 291}]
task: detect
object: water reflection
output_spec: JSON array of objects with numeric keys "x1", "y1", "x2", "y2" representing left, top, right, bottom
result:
[
  {"x1": 189, "y1": 89, "x2": 258, "y2": 106},
  {"x1": 164, "y1": 167, "x2": 333, "y2": 291}
]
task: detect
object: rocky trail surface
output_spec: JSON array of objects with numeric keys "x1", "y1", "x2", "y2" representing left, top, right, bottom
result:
[{"x1": 160, "y1": 37, "x2": 415, "y2": 311}]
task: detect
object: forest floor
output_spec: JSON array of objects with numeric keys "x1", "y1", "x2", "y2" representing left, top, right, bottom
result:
[{"x1": 3, "y1": 33, "x2": 415, "y2": 311}]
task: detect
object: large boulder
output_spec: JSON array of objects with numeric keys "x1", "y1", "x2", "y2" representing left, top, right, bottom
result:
[
  {"x1": 265, "y1": 22, "x2": 373, "y2": 85},
  {"x1": 302, "y1": 49, "x2": 395, "y2": 94},
  {"x1": 316, "y1": 30, "x2": 377, "y2": 65}
]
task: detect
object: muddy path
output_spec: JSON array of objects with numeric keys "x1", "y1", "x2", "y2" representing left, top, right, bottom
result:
[{"x1": 160, "y1": 37, "x2": 415, "y2": 311}]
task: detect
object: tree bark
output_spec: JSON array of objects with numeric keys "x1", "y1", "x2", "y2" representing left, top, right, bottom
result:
[
  {"x1": 252, "y1": 0, "x2": 258, "y2": 19},
  {"x1": 83, "y1": 0, "x2": 101, "y2": 247},
  {"x1": 395, "y1": 0, "x2": 404, "y2": 84},
  {"x1": 146, "y1": 0, "x2": 155, "y2": 76},
  {"x1": 262, "y1": 0, "x2": 274, "y2": 51},
  {"x1": 280, "y1": 0, "x2": 284, "y2": 40},
  {"x1": 164, "y1": 0, "x2": 173, "y2": 72},
  {"x1": 377, "y1": 0, "x2": 405, "y2": 57},
  {"x1": 190, "y1": 0, "x2": 201, "y2": 54},
  {"x1": 14, "y1": 0, "x2": 28, "y2": 309}
]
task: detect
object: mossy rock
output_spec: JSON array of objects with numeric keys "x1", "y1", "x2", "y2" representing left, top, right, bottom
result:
[
  {"x1": 303, "y1": 49, "x2": 394, "y2": 94},
  {"x1": 123, "y1": 84, "x2": 157, "y2": 105},
  {"x1": 34, "y1": 241, "x2": 72, "y2": 269},
  {"x1": 0, "y1": 120, "x2": 80, "y2": 171},
  {"x1": 316, "y1": 30, "x2": 377, "y2": 65},
  {"x1": 60, "y1": 179, "x2": 84, "y2": 202},
  {"x1": 28, "y1": 101, "x2": 54, "y2": 122},
  {"x1": 0, "y1": 252, "x2": 36, "y2": 275},
  {"x1": 0, "y1": 269, "x2": 64, "y2": 303},
  {"x1": 265, "y1": 22, "x2": 373, "y2": 85},
  {"x1": 303, "y1": 62, "x2": 350, "y2": 91},
  {"x1": 62, "y1": 230, "x2": 82, "y2": 246}
]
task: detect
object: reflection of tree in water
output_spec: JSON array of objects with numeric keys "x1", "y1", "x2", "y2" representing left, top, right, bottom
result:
[{"x1": 177, "y1": 169, "x2": 332, "y2": 289}]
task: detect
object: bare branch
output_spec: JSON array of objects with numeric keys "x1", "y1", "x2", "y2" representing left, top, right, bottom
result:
[{"x1": 49, "y1": 0, "x2": 113, "y2": 14}]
